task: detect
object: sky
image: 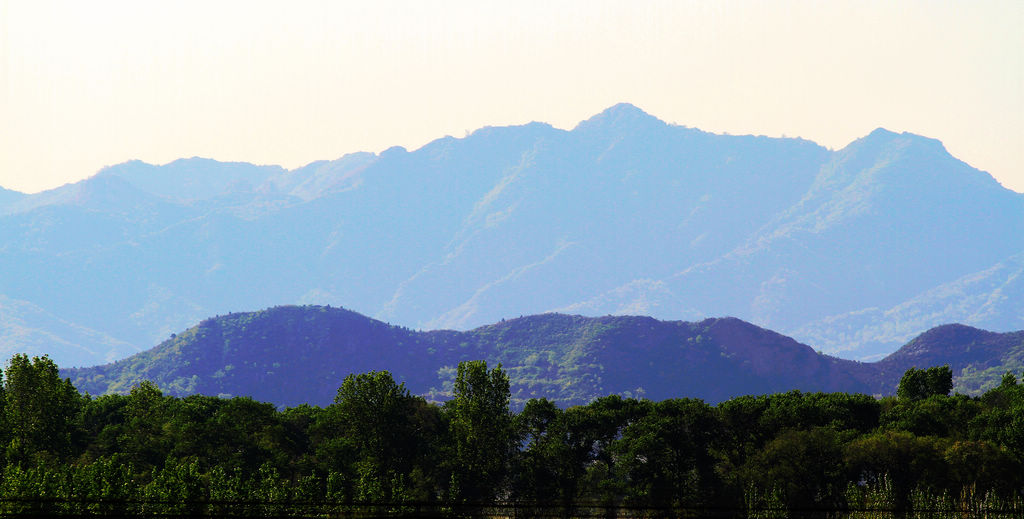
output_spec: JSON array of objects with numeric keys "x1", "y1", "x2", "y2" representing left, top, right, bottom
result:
[{"x1": 1, "y1": 0, "x2": 1022, "y2": 194}]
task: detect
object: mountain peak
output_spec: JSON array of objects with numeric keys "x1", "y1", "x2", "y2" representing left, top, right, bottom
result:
[
  {"x1": 911, "y1": 323, "x2": 992, "y2": 345},
  {"x1": 876, "y1": 323, "x2": 1024, "y2": 393},
  {"x1": 601, "y1": 102, "x2": 650, "y2": 117},
  {"x1": 865, "y1": 127, "x2": 898, "y2": 140},
  {"x1": 850, "y1": 127, "x2": 947, "y2": 154},
  {"x1": 96, "y1": 159, "x2": 151, "y2": 175},
  {"x1": 69, "y1": 174, "x2": 165, "y2": 210},
  {"x1": 94, "y1": 157, "x2": 285, "y2": 202},
  {"x1": 573, "y1": 103, "x2": 665, "y2": 133},
  {"x1": 880, "y1": 323, "x2": 996, "y2": 365}
]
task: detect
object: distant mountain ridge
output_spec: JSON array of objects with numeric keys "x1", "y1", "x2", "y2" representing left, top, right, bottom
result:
[
  {"x1": 3, "y1": 104, "x2": 1022, "y2": 366},
  {"x1": 0, "y1": 187, "x2": 25, "y2": 210},
  {"x1": 64, "y1": 306, "x2": 1024, "y2": 408}
]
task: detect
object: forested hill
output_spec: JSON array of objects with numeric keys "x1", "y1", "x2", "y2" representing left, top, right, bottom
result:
[
  {"x1": 64, "y1": 306, "x2": 1024, "y2": 407},
  {"x1": 876, "y1": 324, "x2": 1024, "y2": 394}
]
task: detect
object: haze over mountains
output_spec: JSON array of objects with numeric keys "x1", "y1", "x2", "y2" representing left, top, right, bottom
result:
[{"x1": 2, "y1": 104, "x2": 1022, "y2": 367}]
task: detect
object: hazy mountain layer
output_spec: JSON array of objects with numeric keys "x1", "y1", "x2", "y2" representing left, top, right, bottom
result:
[
  {"x1": 3, "y1": 104, "x2": 1022, "y2": 365},
  {"x1": 793, "y1": 252, "x2": 1024, "y2": 360},
  {"x1": 0, "y1": 295, "x2": 141, "y2": 366},
  {"x1": 64, "y1": 306, "x2": 1024, "y2": 408}
]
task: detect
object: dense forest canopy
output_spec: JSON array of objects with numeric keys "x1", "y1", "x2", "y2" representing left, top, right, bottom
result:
[{"x1": 3, "y1": 354, "x2": 1024, "y2": 517}]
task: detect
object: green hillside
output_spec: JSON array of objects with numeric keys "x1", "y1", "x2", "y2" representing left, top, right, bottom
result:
[
  {"x1": 876, "y1": 323, "x2": 1024, "y2": 394},
  {"x1": 66, "y1": 306, "x2": 1024, "y2": 408}
]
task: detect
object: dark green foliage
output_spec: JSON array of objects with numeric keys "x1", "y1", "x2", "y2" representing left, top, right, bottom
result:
[
  {"x1": 119, "y1": 381, "x2": 173, "y2": 470},
  {"x1": 1001, "y1": 370, "x2": 1019, "y2": 387},
  {"x1": 942, "y1": 439, "x2": 1022, "y2": 494},
  {"x1": 717, "y1": 390, "x2": 881, "y2": 462},
  {"x1": 881, "y1": 393, "x2": 982, "y2": 438},
  {"x1": 6, "y1": 355, "x2": 1024, "y2": 516},
  {"x1": 444, "y1": 360, "x2": 515, "y2": 503},
  {"x1": 512, "y1": 398, "x2": 568, "y2": 505},
  {"x1": 843, "y1": 430, "x2": 948, "y2": 511},
  {"x1": 325, "y1": 370, "x2": 439, "y2": 502},
  {"x1": 897, "y1": 365, "x2": 953, "y2": 400},
  {"x1": 739, "y1": 427, "x2": 847, "y2": 511},
  {"x1": 3, "y1": 354, "x2": 84, "y2": 465},
  {"x1": 612, "y1": 398, "x2": 721, "y2": 510}
]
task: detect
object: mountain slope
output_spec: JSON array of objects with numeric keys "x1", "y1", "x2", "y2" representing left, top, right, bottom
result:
[
  {"x1": 570, "y1": 129, "x2": 1024, "y2": 337},
  {"x1": 0, "y1": 295, "x2": 141, "y2": 367},
  {"x1": 5, "y1": 105, "x2": 1023, "y2": 366},
  {"x1": 384, "y1": 105, "x2": 832, "y2": 330},
  {"x1": 0, "y1": 186, "x2": 25, "y2": 211},
  {"x1": 59, "y1": 306, "x2": 882, "y2": 407},
  {"x1": 93, "y1": 158, "x2": 286, "y2": 203},
  {"x1": 876, "y1": 323, "x2": 1024, "y2": 394},
  {"x1": 64, "y1": 306, "x2": 1024, "y2": 408},
  {"x1": 791, "y1": 251, "x2": 1024, "y2": 360}
]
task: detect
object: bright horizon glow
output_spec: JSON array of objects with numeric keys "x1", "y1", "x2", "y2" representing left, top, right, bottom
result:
[{"x1": 1, "y1": 0, "x2": 1022, "y2": 194}]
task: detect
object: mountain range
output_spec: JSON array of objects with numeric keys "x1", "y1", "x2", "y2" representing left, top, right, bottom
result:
[
  {"x1": 2, "y1": 104, "x2": 1022, "y2": 367},
  {"x1": 63, "y1": 305, "x2": 1024, "y2": 408}
]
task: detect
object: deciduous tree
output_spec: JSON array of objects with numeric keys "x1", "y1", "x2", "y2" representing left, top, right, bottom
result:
[{"x1": 444, "y1": 360, "x2": 514, "y2": 503}]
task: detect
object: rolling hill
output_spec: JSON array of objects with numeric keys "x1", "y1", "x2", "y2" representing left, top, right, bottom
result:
[{"x1": 63, "y1": 306, "x2": 1024, "y2": 408}]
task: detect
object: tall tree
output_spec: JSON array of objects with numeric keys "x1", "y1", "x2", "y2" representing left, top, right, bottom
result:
[
  {"x1": 444, "y1": 360, "x2": 514, "y2": 504},
  {"x1": 513, "y1": 398, "x2": 570, "y2": 506},
  {"x1": 328, "y1": 370, "x2": 424, "y2": 502},
  {"x1": 3, "y1": 354, "x2": 82, "y2": 464}
]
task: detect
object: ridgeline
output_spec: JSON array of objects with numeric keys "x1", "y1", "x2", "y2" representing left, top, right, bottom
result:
[{"x1": 65, "y1": 305, "x2": 1024, "y2": 408}]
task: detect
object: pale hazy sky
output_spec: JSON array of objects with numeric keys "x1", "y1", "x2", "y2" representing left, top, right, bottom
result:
[{"x1": 1, "y1": 0, "x2": 1022, "y2": 194}]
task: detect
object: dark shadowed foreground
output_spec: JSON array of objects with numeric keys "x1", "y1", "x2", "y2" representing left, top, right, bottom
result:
[{"x1": 6, "y1": 355, "x2": 1024, "y2": 518}]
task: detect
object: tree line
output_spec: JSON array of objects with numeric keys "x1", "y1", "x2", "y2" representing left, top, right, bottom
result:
[{"x1": 0, "y1": 354, "x2": 1023, "y2": 517}]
